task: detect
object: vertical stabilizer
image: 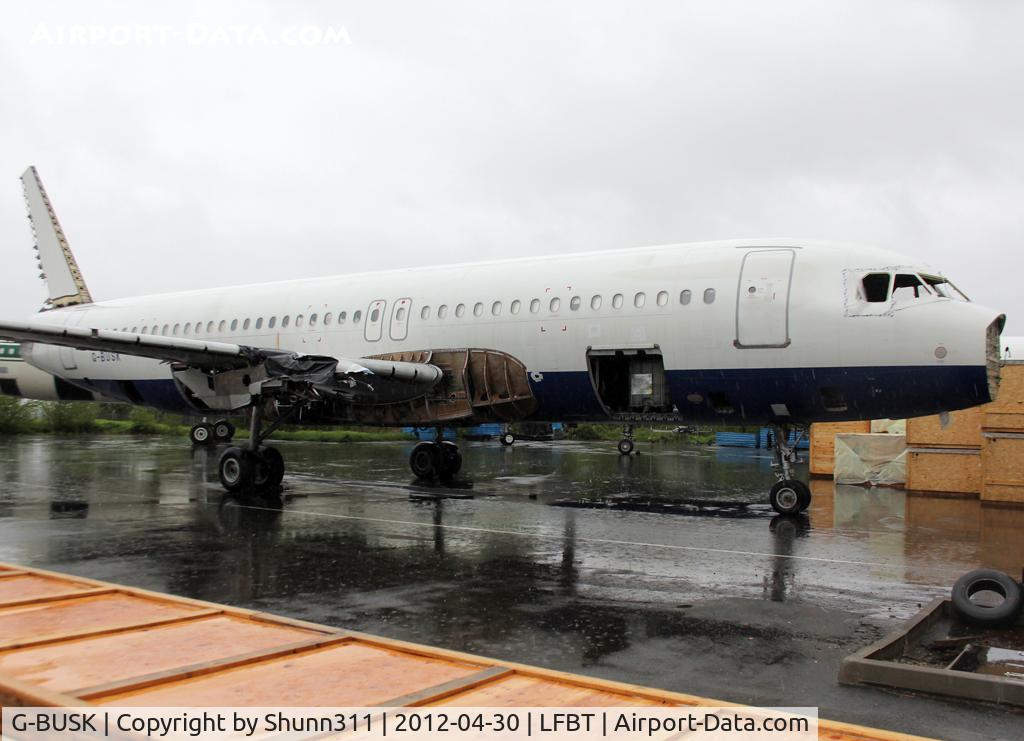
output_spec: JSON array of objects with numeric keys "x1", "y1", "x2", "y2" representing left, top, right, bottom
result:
[{"x1": 21, "y1": 166, "x2": 93, "y2": 308}]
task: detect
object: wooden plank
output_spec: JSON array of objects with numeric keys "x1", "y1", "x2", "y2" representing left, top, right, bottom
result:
[
  {"x1": 375, "y1": 666, "x2": 514, "y2": 706},
  {"x1": 905, "y1": 448, "x2": 981, "y2": 495},
  {"x1": 434, "y1": 674, "x2": 672, "y2": 707},
  {"x1": 0, "y1": 574, "x2": 100, "y2": 605},
  {"x1": 0, "y1": 586, "x2": 115, "y2": 610},
  {"x1": 982, "y1": 411, "x2": 1024, "y2": 432},
  {"x1": 810, "y1": 421, "x2": 871, "y2": 476},
  {"x1": 0, "y1": 570, "x2": 28, "y2": 579},
  {"x1": 986, "y1": 362, "x2": 1024, "y2": 414},
  {"x1": 0, "y1": 614, "x2": 322, "y2": 695},
  {"x1": 0, "y1": 673, "x2": 91, "y2": 708},
  {"x1": 905, "y1": 407, "x2": 983, "y2": 449},
  {"x1": 0, "y1": 608, "x2": 222, "y2": 652},
  {"x1": 981, "y1": 432, "x2": 1024, "y2": 502},
  {"x1": 75, "y1": 634, "x2": 352, "y2": 699}
]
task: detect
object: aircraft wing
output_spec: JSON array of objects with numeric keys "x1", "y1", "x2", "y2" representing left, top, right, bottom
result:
[{"x1": 0, "y1": 319, "x2": 443, "y2": 400}]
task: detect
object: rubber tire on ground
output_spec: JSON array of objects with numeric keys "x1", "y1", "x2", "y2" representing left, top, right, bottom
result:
[
  {"x1": 218, "y1": 447, "x2": 254, "y2": 492},
  {"x1": 438, "y1": 441, "x2": 462, "y2": 478},
  {"x1": 769, "y1": 479, "x2": 806, "y2": 515},
  {"x1": 951, "y1": 568, "x2": 1024, "y2": 627},
  {"x1": 793, "y1": 479, "x2": 812, "y2": 512},
  {"x1": 617, "y1": 438, "x2": 635, "y2": 456},
  {"x1": 190, "y1": 423, "x2": 215, "y2": 446},
  {"x1": 213, "y1": 420, "x2": 235, "y2": 442},
  {"x1": 258, "y1": 446, "x2": 285, "y2": 486},
  {"x1": 410, "y1": 442, "x2": 439, "y2": 479},
  {"x1": 500, "y1": 432, "x2": 515, "y2": 446}
]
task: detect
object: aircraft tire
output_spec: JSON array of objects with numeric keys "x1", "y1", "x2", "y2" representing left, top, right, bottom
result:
[
  {"x1": 213, "y1": 420, "x2": 235, "y2": 442},
  {"x1": 617, "y1": 438, "x2": 635, "y2": 456},
  {"x1": 769, "y1": 479, "x2": 806, "y2": 515},
  {"x1": 258, "y1": 446, "x2": 285, "y2": 486},
  {"x1": 190, "y1": 423, "x2": 214, "y2": 446},
  {"x1": 218, "y1": 447, "x2": 254, "y2": 491},
  {"x1": 500, "y1": 432, "x2": 515, "y2": 446},
  {"x1": 951, "y1": 569, "x2": 1024, "y2": 627},
  {"x1": 438, "y1": 441, "x2": 462, "y2": 479},
  {"x1": 410, "y1": 442, "x2": 439, "y2": 479}
]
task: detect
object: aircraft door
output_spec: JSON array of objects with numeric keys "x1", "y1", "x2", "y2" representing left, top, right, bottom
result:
[
  {"x1": 364, "y1": 299, "x2": 387, "y2": 342},
  {"x1": 389, "y1": 298, "x2": 412, "y2": 341},
  {"x1": 735, "y1": 249, "x2": 794, "y2": 348}
]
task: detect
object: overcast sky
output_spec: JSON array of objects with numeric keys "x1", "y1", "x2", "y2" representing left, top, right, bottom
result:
[{"x1": 1, "y1": 1, "x2": 1022, "y2": 332}]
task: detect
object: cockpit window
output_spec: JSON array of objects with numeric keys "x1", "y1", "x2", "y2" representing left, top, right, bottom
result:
[
  {"x1": 862, "y1": 273, "x2": 891, "y2": 303},
  {"x1": 921, "y1": 274, "x2": 970, "y2": 301},
  {"x1": 892, "y1": 273, "x2": 927, "y2": 301}
]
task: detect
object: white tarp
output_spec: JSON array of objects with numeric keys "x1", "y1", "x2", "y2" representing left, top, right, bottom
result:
[
  {"x1": 870, "y1": 418, "x2": 906, "y2": 434},
  {"x1": 834, "y1": 433, "x2": 907, "y2": 486}
]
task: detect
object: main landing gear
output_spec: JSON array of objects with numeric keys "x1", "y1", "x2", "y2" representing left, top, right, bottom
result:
[
  {"x1": 767, "y1": 423, "x2": 811, "y2": 515},
  {"x1": 189, "y1": 418, "x2": 236, "y2": 446},
  {"x1": 410, "y1": 430, "x2": 463, "y2": 481},
  {"x1": 217, "y1": 404, "x2": 291, "y2": 492}
]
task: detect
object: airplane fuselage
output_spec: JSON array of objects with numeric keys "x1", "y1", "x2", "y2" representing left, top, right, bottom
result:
[{"x1": 19, "y1": 239, "x2": 1004, "y2": 425}]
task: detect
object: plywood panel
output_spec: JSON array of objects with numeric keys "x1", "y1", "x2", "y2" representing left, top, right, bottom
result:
[
  {"x1": 809, "y1": 421, "x2": 871, "y2": 476},
  {"x1": 905, "y1": 407, "x2": 983, "y2": 449},
  {"x1": 987, "y1": 362, "x2": 1024, "y2": 414},
  {"x1": 0, "y1": 615, "x2": 318, "y2": 693},
  {"x1": 94, "y1": 642, "x2": 482, "y2": 707},
  {"x1": 0, "y1": 593, "x2": 206, "y2": 643},
  {"x1": 0, "y1": 575, "x2": 92, "y2": 604},
  {"x1": 982, "y1": 412, "x2": 1024, "y2": 432},
  {"x1": 981, "y1": 433, "x2": 1024, "y2": 503},
  {"x1": 433, "y1": 674, "x2": 669, "y2": 707},
  {"x1": 905, "y1": 449, "x2": 981, "y2": 495}
]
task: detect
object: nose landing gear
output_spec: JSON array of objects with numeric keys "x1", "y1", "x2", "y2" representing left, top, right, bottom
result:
[
  {"x1": 617, "y1": 424, "x2": 635, "y2": 455},
  {"x1": 767, "y1": 423, "x2": 810, "y2": 515}
]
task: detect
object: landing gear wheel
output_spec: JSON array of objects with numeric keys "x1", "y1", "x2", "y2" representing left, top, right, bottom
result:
[
  {"x1": 500, "y1": 432, "x2": 516, "y2": 446},
  {"x1": 410, "y1": 442, "x2": 439, "y2": 480},
  {"x1": 218, "y1": 447, "x2": 254, "y2": 492},
  {"x1": 257, "y1": 446, "x2": 285, "y2": 487},
  {"x1": 617, "y1": 438, "x2": 635, "y2": 456},
  {"x1": 951, "y1": 569, "x2": 1024, "y2": 627},
  {"x1": 213, "y1": 420, "x2": 235, "y2": 442},
  {"x1": 189, "y1": 423, "x2": 213, "y2": 446},
  {"x1": 770, "y1": 479, "x2": 808, "y2": 515},
  {"x1": 438, "y1": 441, "x2": 462, "y2": 479}
]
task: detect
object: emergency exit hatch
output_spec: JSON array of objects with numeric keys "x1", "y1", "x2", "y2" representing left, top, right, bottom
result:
[{"x1": 586, "y1": 348, "x2": 671, "y2": 415}]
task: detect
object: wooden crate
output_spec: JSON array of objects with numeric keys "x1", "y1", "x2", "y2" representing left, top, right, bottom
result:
[
  {"x1": 905, "y1": 407, "x2": 983, "y2": 449},
  {"x1": 983, "y1": 411, "x2": 1024, "y2": 433},
  {"x1": 981, "y1": 431, "x2": 1024, "y2": 503},
  {"x1": 809, "y1": 421, "x2": 871, "y2": 476},
  {"x1": 905, "y1": 447, "x2": 981, "y2": 495},
  {"x1": 987, "y1": 361, "x2": 1024, "y2": 414}
]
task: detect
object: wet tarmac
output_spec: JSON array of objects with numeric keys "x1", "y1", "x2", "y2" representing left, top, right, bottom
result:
[{"x1": 1, "y1": 435, "x2": 1023, "y2": 738}]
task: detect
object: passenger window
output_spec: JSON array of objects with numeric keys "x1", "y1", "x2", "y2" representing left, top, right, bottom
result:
[
  {"x1": 230, "y1": 319, "x2": 238, "y2": 331},
  {"x1": 510, "y1": 299, "x2": 521, "y2": 314},
  {"x1": 369, "y1": 308, "x2": 379, "y2": 323},
  {"x1": 255, "y1": 317, "x2": 263, "y2": 329},
  {"x1": 421, "y1": 306, "x2": 430, "y2": 320},
  {"x1": 207, "y1": 321, "x2": 214, "y2": 333},
  {"x1": 338, "y1": 311, "x2": 346, "y2": 323},
  {"x1": 680, "y1": 290, "x2": 692, "y2": 305},
  {"x1": 396, "y1": 307, "x2": 406, "y2": 321},
  {"x1": 438, "y1": 305, "x2": 448, "y2": 319},
  {"x1": 456, "y1": 303, "x2": 466, "y2": 318},
  {"x1": 634, "y1": 292, "x2": 646, "y2": 308},
  {"x1": 173, "y1": 323, "x2": 180, "y2": 335},
  {"x1": 353, "y1": 310, "x2": 362, "y2": 323},
  {"x1": 268, "y1": 316, "x2": 276, "y2": 329},
  {"x1": 296, "y1": 315, "x2": 304, "y2": 327},
  {"x1": 530, "y1": 299, "x2": 540, "y2": 313},
  {"x1": 492, "y1": 301, "x2": 501, "y2": 316},
  {"x1": 591, "y1": 295, "x2": 602, "y2": 310},
  {"x1": 656, "y1": 291, "x2": 668, "y2": 307},
  {"x1": 323, "y1": 313, "x2": 331, "y2": 326},
  {"x1": 142, "y1": 326, "x2": 149, "y2": 334},
  {"x1": 703, "y1": 288, "x2": 716, "y2": 304},
  {"x1": 550, "y1": 297, "x2": 561, "y2": 312},
  {"x1": 893, "y1": 273, "x2": 926, "y2": 301},
  {"x1": 310, "y1": 313, "x2": 318, "y2": 326},
  {"x1": 570, "y1": 296, "x2": 581, "y2": 311},
  {"x1": 861, "y1": 273, "x2": 891, "y2": 303},
  {"x1": 281, "y1": 316, "x2": 290, "y2": 328},
  {"x1": 218, "y1": 320, "x2": 226, "y2": 332},
  {"x1": 243, "y1": 318, "x2": 251, "y2": 330},
  {"x1": 473, "y1": 302, "x2": 483, "y2": 317},
  {"x1": 132, "y1": 326, "x2": 138, "y2": 333},
  {"x1": 612, "y1": 293, "x2": 623, "y2": 309},
  {"x1": 182, "y1": 323, "x2": 189, "y2": 334}
]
